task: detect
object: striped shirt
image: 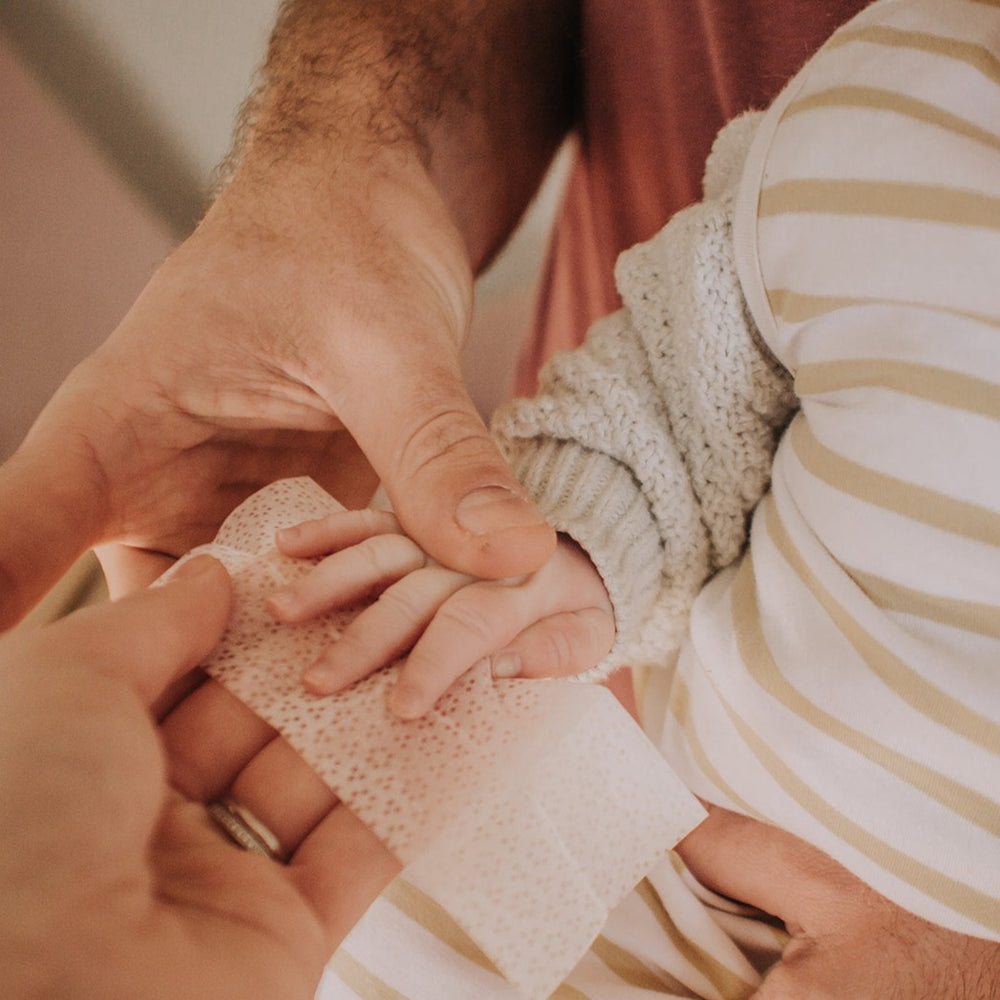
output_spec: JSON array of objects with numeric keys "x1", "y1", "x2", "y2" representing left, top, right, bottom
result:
[{"x1": 660, "y1": 0, "x2": 1000, "y2": 942}]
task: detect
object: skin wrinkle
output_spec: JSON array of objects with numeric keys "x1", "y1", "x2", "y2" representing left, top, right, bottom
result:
[
  {"x1": 389, "y1": 369, "x2": 500, "y2": 481},
  {"x1": 8, "y1": 4, "x2": 1000, "y2": 995}
]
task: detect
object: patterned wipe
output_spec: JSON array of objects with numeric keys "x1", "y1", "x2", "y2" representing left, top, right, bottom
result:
[{"x1": 165, "y1": 478, "x2": 706, "y2": 999}]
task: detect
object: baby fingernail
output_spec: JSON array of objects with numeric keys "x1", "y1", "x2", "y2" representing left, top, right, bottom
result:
[
  {"x1": 490, "y1": 652, "x2": 522, "y2": 678},
  {"x1": 266, "y1": 589, "x2": 296, "y2": 618},
  {"x1": 389, "y1": 682, "x2": 426, "y2": 720},
  {"x1": 302, "y1": 660, "x2": 336, "y2": 693}
]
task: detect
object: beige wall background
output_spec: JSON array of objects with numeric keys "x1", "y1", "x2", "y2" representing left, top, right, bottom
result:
[{"x1": 1, "y1": 1, "x2": 565, "y2": 464}]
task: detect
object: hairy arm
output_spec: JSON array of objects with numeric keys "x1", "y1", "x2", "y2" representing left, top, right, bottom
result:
[
  {"x1": 0, "y1": 1, "x2": 577, "y2": 628},
  {"x1": 223, "y1": 0, "x2": 580, "y2": 271}
]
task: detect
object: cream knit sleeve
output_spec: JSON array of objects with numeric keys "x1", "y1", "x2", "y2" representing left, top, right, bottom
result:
[{"x1": 492, "y1": 114, "x2": 797, "y2": 671}]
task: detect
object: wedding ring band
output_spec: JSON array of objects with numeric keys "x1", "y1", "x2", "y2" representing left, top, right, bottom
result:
[{"x1": 207, "y1": 797, "x2": 286, "y2": 863}]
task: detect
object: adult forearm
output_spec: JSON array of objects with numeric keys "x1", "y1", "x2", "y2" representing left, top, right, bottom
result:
[{"x1": 223, "y1": 0, "x2": 580, "y2": 270}]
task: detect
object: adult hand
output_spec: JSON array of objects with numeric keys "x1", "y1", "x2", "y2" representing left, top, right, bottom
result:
[
  {"x1": 267, "y1": 508, "x2": 614, "y2": 718},
  {"x1": 677, "y1": 805, "x2": 1000, "y2": 999},
  {"x1": 0, "y1": 555, "x2": 398, "y2": 999},
  {"x1": 269, "y1": 510, "x2": 615, "y2": 719},
  {"x1": 0, "y1": 0, "x2": 582, "y2": 627},
  {"x1": 0, "y1": 151, "x2": 553, "y2": 628}
]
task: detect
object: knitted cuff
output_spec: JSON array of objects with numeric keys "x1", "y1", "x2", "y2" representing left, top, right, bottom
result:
[{"x1": 499, "y1": 434, "x2": 663, "y2": 678}]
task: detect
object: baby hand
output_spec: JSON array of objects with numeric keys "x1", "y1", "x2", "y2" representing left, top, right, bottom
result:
[{"x1": 267, "y1": 508, "x2": 614, "y2": 718}]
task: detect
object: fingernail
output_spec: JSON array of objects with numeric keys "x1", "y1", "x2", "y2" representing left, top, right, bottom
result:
[
  {"x1": 388, "y1": 682, "x2": 425, "y2": 720},
  {"x1": 302, "y1": 660, "x2": 335, "y2": 694},
  {"x1": 490, "y1": 652, "x2": 522, "y2": 678},
  {"x1": 266, "y1": 588, "x2": 296, "y2": 619},
  {"x1": 455, "y1": 486, "x2": 544, "y2": 536},
  {"x1": 275, "y1": 524, "x2": 300, "y2": 543}
]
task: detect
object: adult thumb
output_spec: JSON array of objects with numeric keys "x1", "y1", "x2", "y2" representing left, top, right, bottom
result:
[{"x1": 349, "y1": 363, "x2": 556, "y2": 579}]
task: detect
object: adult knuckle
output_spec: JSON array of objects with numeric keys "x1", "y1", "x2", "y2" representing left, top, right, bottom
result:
[{"x1": 396, "y1": 396, "x2": 492, "y2": 482}]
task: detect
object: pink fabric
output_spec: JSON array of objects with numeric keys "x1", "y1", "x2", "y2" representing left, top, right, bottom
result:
[{"x1": 514, "y1": 0, "x2": 870, "y2": 395}]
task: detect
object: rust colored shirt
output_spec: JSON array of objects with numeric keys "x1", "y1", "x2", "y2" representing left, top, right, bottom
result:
[{"x1": 514, "y1": 0, "x2": 869, "y2": 394}]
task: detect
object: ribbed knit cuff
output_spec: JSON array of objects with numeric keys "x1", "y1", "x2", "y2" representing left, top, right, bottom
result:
[{"x1": 499, "y1": 434, "x2": 663, "y2": 677}]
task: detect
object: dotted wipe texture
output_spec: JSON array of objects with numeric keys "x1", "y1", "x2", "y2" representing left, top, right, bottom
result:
[{"x1": 166, "y1": 478, "x2": 706, "y2": 999}]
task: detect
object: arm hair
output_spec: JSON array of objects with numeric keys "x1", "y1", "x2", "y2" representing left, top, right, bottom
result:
[{"x1": 221, "y1": 0, "x2": 580, "y2": 270}]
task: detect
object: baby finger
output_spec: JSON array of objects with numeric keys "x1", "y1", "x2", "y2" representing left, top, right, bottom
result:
[
  {"x1": 301, "y1": 565, "x2": 473, "y2": 695},
  {"x1": 490, "y1": 606, "x2": 615, "y2": 680},
  {"x1": 387, "y1": 580, "x2": 545, "y2": 719},
  {"x1": 276, "y1": 508, "x2": 402, "y2": 559},
  {"x1": 269, "y1": 532, "x2": 429, "y2": 622}
]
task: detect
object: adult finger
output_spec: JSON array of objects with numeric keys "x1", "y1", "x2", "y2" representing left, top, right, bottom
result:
[
  {"x1": 0, "y1": 444, "x2": 101, "y2": 629},
  {"x1": 675, "y1": 805, "x2": 856, "y2": 924},
  {"x1": 97, "y1": 542, "x2": 177, "y2": 597},
  {"x1": 227, "y1": 736, "x2": 340, "y2": 859},
  {"x1": 339, "y1": 355, "x2": 556, "y2": 580},
  {"x1": 160, "y1": 676, "x2": 277, "y2": 800},
  {"x1": 290, "y1": 803, "x2": 402, "y2": 951}
]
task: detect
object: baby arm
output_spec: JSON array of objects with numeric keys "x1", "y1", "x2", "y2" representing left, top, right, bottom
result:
[{"x1": 267, "y1": 508, "x2": 614, "y2": 718}]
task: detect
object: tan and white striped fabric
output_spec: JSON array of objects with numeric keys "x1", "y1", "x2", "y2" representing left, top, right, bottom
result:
[
  {"x1": 656, "y1": 0, "x2": 1000, "y2": 943},
  {"x1": 321, "y1": 856, "x2": 783, "y2": 1000},
  {"x1": 321, "y1": 1, "x2": 1000, "y2": 995}
]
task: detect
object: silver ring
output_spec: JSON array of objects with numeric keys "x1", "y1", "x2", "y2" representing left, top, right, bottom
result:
[{"x1": 207, "y1": 797, "x2": 286, "y2": 863}]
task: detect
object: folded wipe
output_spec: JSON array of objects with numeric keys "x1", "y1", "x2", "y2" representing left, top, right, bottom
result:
[{"x1": 166, "y1": 478, "x2": 705, "y2": 998}]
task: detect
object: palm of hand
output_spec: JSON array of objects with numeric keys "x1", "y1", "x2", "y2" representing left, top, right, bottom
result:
[
  {"x1": 22, "y1": 681, "x2": 384, "y2": 1000},
  {"x1": 0, "y1": 569, "x2": 398, "y2": 999},
  {"x1": 101, "y1": 796, "x2": 332, "y2": 999}
]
